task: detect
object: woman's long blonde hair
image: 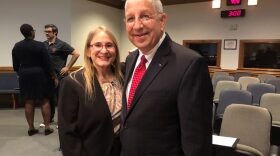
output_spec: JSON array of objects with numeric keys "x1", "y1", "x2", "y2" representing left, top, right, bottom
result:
[{"x1": 72, "y1": 26, "x2": 123, "y2": 100}]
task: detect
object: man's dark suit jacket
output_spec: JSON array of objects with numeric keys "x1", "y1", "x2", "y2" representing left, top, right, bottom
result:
[
  {"x1": 58, "y1": 69, "x2": 120, "y2": 156},
  {"x1": 121, "y1": 34, "x2": 213, "y2": 156}
]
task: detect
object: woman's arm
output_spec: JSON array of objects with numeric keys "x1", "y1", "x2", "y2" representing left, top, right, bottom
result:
[{"x1": 58, "y1": 77, "x2": 82, "y2": 156}]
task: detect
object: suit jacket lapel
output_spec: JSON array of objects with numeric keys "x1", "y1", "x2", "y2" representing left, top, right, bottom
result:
[
  {"x1": 125, "y1": 34, "x2": 172, "y2": 118},
  {"x1": 122, "y1": 51, "x2": 139, "y2": 118}
]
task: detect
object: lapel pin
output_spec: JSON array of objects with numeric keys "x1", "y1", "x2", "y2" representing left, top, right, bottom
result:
[{"x1": 158, "y1": 63, "x2": 162, "y2": 67}]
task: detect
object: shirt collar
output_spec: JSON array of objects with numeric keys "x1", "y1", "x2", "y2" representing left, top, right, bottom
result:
[
  {"x1": 138, "y1": 32, "x2": 166, "y2": 63},
  {"x1": 48, "y1": 37, "x2": 58, "y2": 45}
]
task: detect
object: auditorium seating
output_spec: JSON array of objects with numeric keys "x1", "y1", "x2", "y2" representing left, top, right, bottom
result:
[
  {"x1": 258, "y1": 74, "x2": 277, "y2": 83},
  {"x1": 213, "y1": 81, "x2": 240, "y2": 103},
  {"x1": 265, "y1": 78, "x2": 280, "y2": 93},
  {"x1": 247, "y1": 83, "x2": 275, "y2": 106},
  {"x1": 260, "y1": 93, "x2": 280, "y2": 145},
  {"x1": 234, "y1": 72, "x2": 252, "y2": 82},
  {"x1": 238, "y1": 76, "x2": 260, "y2": 90},
  {"x1": 214, "y1": 90, "x2": 252, "y2": 134},
  {"x1": 212, "y1": 75, "x2": 234, "y2": 92}
]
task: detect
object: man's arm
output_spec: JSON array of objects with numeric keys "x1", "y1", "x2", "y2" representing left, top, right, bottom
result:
[
  {"x1": 60, "y1": 50, "x2": 80, "y2": 75},
  {"x1": 178, "y1": 57, "x2": 213, "y2": 155}
]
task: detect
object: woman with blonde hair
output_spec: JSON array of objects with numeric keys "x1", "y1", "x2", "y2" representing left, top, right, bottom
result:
[{"x1": 58, "y1": 26, "x2": 123, "y2": 156}]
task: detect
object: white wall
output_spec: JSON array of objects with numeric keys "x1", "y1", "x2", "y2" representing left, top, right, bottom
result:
[
  {"x1": 0, "y1": 0, "x2": 71, "y2": 66},
  {"x1": 1, "y1": 0, "x2": 280, "y2": 68},
  {"x1": 163, "y1": 0, "x2": 280, "y2": 69},
  {"x1": 120, "y1": 0, "x2": 280, "y2": 69},
  {"x1": 119, "y1": 13, "x2": 135, "y2": 61},
  {"x1": 0, "y1": 0, "x2": 122, "y2": 67},
  {"x1": 70, "y1": 0, "x2": 122, "y2": 65}
]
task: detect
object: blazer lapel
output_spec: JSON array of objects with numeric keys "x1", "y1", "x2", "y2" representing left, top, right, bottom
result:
[{"x1": 126, "y1": 35, "x2": 172, "y2": 118}]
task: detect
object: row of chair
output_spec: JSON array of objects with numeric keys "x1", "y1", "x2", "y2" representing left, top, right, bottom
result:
[
  {"x1": 213, "y1": 89, "x2": 280, "y2": 155},
  {"x1": 214, "y1": 79, "x2": 279, "y2": 104},
  {"x1": 212, "y1": 72, "x2": 277, "y2": 83},
  {"x1": 216, "y1": 91, "x2": 280, "y2": 127},
  {"x1": 213, "y1": 74, "x2": 280, "y2": 92}
]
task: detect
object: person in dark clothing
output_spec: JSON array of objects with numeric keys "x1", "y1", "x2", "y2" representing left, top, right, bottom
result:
[
  {"x1": 121, "y1": 0, "x2": 213, "y2": 155},
  {"x1": 58, "y1": 26, "x2": 122, "y2": 156},
  {"x1": 12, "y1": 24, "x2": 56, "y2": 136},
  {"x1": 43, "y1": 24, "x2": 80, "y2": 124}
]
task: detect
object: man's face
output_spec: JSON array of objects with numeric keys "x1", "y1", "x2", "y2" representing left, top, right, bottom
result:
[
  {"x1": 125, "y1": 0, "x2": 166, "y2": 54},
  {"x1": 44, "y1": 27, "x2": 56, "y2": 40}
]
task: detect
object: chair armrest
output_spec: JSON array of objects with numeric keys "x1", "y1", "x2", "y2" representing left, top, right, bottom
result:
[
  {"x1": 270, "y1": 145, "x2": 280, "y2": 156},
  {"x1": 213, "y1": 99, "x2": 219, "y2": 103},
  {"x1": 216, "y1": 146, "x2": 260, "y2": 156},
  {"x1": 235, "y1": 149, "x2": 261, "y2": 156},
  {"x1": 236, "y1": 144, "x2": 263, "y2": 156},
  {"x1": 272, "y1": 122, "x2": 280, "y2": 128}
]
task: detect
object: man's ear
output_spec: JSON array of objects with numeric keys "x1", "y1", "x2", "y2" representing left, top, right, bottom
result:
[{"x1": 160, "y1": 13, "x2": 167, "y2": 31}]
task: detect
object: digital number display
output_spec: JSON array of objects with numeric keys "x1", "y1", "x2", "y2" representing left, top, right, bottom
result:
[
  {"x1": 221, "y1": 9, "x2": 246, "y2": 18},
  {"x1": 227, "y1": 0, "x2": 242, "y2": 5}
]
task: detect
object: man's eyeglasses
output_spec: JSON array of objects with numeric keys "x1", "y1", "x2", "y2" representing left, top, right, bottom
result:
[
  {"x1": 89, "y1": 42, "x2": 115, "y2": 51},
  {"x1": 125, "y1": 13, "x2": 159, "y2": 26},
  {"x1": 44, "y1": 30, "x2": 53, "y2": 33}
]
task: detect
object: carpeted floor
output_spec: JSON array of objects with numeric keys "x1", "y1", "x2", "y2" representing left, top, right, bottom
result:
[{"x1": 0, "y1": 108, "x2": 62, "y2": 156}]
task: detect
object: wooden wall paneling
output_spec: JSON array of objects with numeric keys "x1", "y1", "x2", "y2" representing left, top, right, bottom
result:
[
  {"x1": 0, "y1": 66, "x2": 82, "y2": 73},
  {"x1": 88, "y1": 0, "x2": 211, "y2": 9}
]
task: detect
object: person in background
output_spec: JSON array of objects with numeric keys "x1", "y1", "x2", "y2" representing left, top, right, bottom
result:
[
  {"x1": 42, "y1": 24, "x2": 80, "y2": 125},
  {"x1": 12, "y1": 24, "x2": 56, "y2": 136},
  {"x1": 58, "y1": 26, "x2": 122, "y2": 156},
  {"x1": 121, "y1": 0, "x2": 213, "y2": 155}
]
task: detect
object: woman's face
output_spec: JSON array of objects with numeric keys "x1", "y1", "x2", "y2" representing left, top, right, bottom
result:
[{"x1": 87, "y1": 31, "x2": 117, "y2": 70}]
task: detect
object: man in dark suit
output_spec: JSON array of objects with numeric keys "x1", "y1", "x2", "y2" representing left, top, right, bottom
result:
[{"x1": 121, "y1": 0, "x2": 213, "y2": 155}]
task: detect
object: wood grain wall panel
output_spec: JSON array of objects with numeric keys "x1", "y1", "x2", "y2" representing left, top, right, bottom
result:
[
  {"x1": 0, "y1": 66, "x2": 82, "y2": 73},
  {"x1": 1, "y1": 66, "x2": 279, "y2": 77},
  {"x1": 88, "y1": 0, "x2": 211, "y2": 9}
]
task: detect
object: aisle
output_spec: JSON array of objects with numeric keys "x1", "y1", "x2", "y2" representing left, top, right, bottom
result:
[{"x1": 0, "y1": 108, "x2": 61, "y2": 156}]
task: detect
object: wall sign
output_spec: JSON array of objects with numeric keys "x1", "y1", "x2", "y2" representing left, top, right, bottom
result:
[
  {"x1": 227, "y1": 0, "x2": 242, "y2": 6},
  {"x1": 221, "y1": 9, "x2": 246, "y2": 18},
  {"x1": 224, "y1": 39, "x2": 237, "y2": 50}
]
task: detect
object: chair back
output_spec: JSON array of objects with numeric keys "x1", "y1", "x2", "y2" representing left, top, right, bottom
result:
[
  {"x1": 234, "y1": 72, "x2": 252, "y2": 81},
  {"x1": 220, "y1": 104, "x2": 271, "y2": 156},
  {"x1": 247, "y1": 83, "x2": 275, "y2": 105},
  {"x1": 212, "y1": 75, "x2": 234, "y2": 92},
  {"x1": 212, "y1": 72, "x2": 229, "y2": 83},
  {"x1": 216, "y1": 90, "x2": 252, "y2": 118},
  {"x1": 0, "y1": 73, "x2": 19, "y2": 90},
  {"x1": 258, "y1": 74, "x2": 276, "y2": 83},
  {"x1": 265, "y1": 78, "x2": 280, "y2": 93},
  {"x1": 238, "y1": 76, "x2": 260, "y2": 90},
  {"x1": 260, "y1": 93, "x2": 280, "y2": 126},
  {"x1": 213, "y1": 81, "x2": 240, "y2": 103}
]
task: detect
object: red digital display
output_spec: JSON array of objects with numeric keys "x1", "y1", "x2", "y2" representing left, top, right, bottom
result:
[
  {"x1": 221, "y1": 9, "x2": 246, "y2": 18},
  {"x1": 227, "y1": 0, "x2": 242, "y2": 5}
]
